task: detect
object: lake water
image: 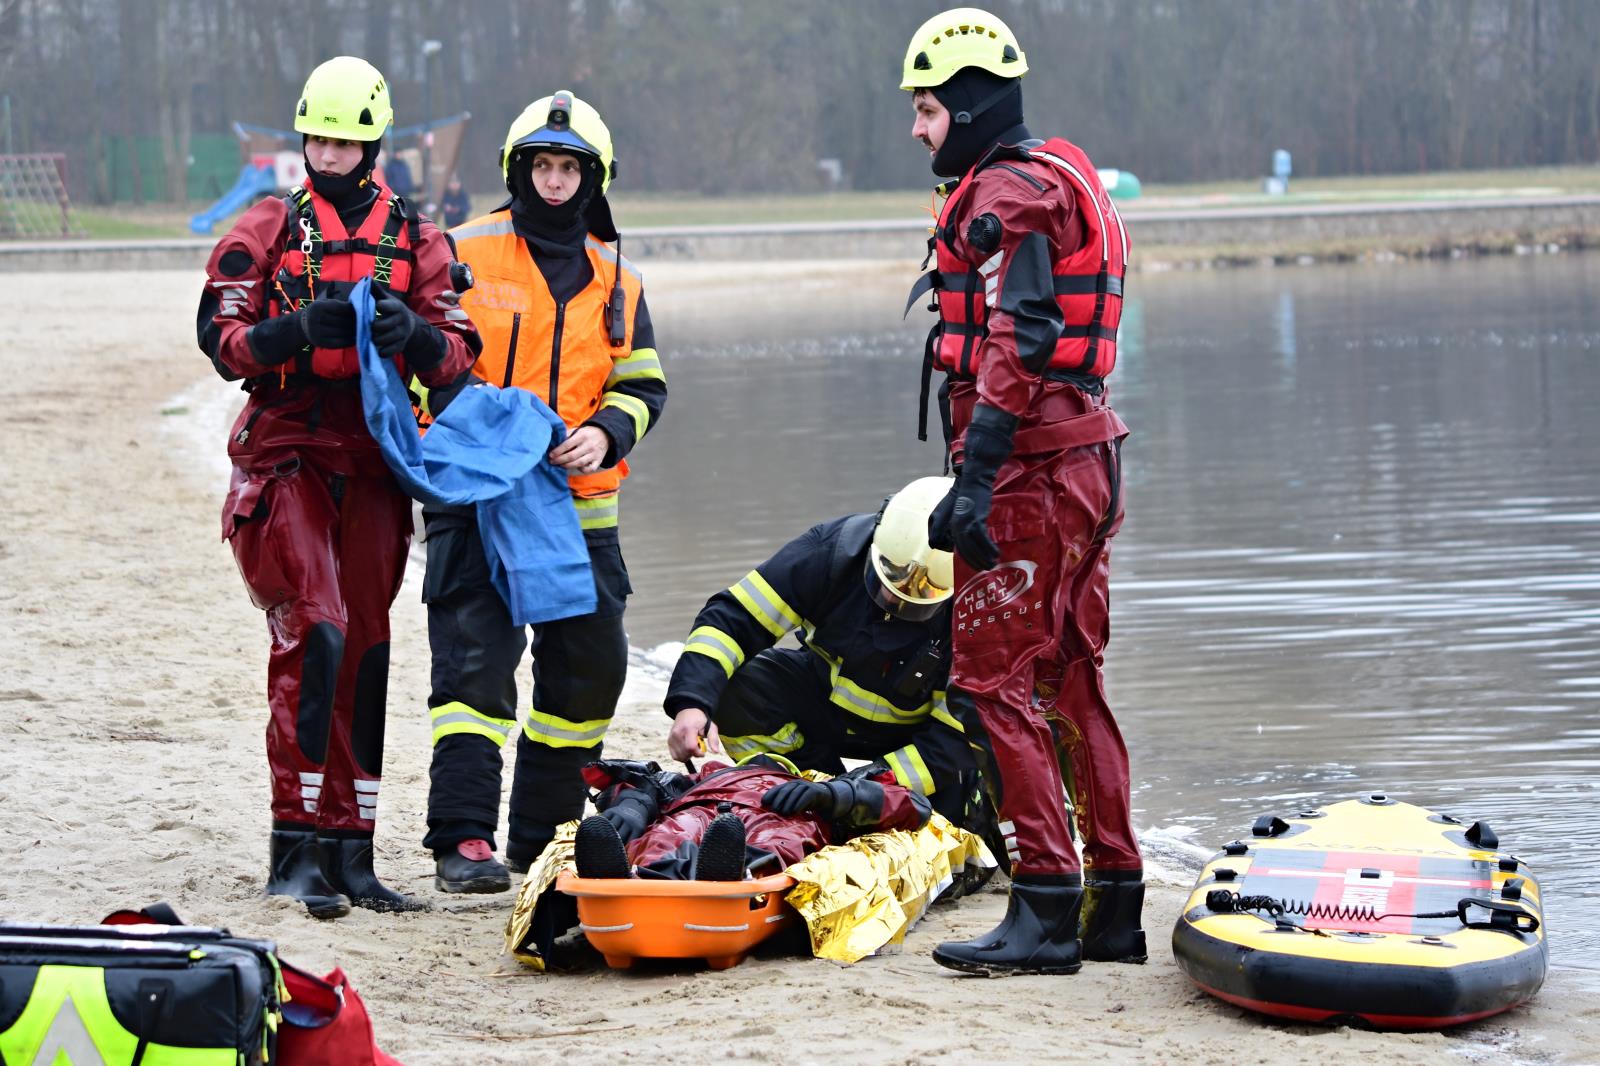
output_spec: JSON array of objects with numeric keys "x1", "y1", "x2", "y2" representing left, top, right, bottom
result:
[{"x1": 620, "y1": 251, "x2": 1600, "y2": 981}]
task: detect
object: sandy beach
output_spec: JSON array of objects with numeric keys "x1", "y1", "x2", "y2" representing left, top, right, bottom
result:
[{"x1": 1, "y1": 265, "x2": 1596, "y2": 1065}]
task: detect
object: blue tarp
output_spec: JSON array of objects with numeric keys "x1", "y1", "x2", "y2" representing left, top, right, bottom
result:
[{"x1": 351, "y1": 277, "x2": 596, "y2": 625}]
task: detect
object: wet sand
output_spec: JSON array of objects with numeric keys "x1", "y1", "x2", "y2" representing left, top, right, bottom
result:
[{"x1": 0, "y1": 266, "x2": 1595, "y2": 1064}]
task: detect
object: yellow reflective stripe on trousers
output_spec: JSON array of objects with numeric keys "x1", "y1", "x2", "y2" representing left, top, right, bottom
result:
[
  {"x1": 721, "y1": 721, "x2": 805, "y2": 761},
  {"x1": 574, "y1": 494, "x2": 618, "y2": 530},
  {"x1": 886, "y1": 743, "x2": 937, "y2": 796},
  {"x1": 430, "y1": 701, "x2": 515, "y2": 747},
  {"x1": 523, "y1": 707, "x2": 610, "y2": 748},
  {"x1": 605, "y1": 347, "x2": 665, "y2": 386},
  {"x1": 1, "y1": 965, "x2": 233, "y2": 1065},
  {"x1": 683, "y1": 625, "x2": 745, "y2": 678},
  {"x1": 601, "y1": 392, "x2": 651, "y2": 438},
  {"x1": 730, "y1": 570, "x2": 802, "y2": 639}
]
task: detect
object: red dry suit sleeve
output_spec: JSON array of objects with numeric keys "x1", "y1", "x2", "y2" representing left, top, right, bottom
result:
[
  {"x1": 403, "y1": 219, "x2": 481, "y2": 387},
  {"x1": 197, "y1": 197, "x2": 295, "y2": 382},
  {"x1": 959, "y1": 170, "x2": 1082, "y2": 422},
  {"x1": 196, "y1": 198, "x2": 480, "y2": 386}
]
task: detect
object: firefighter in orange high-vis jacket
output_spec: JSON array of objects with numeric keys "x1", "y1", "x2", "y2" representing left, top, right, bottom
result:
[
  {"x1": 901, "y1": 9, "x2": 1145, "y2": 975},
  {"x1": 423, "y1": 91, "x2": 667, "y2": 894},
  {"x1": 197, "y1": 56, "x2": 480, "y2": 918}
]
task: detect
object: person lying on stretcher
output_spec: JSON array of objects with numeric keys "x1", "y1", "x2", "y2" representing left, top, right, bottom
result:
[{"x1": 574, "y1": 754, "x2": 933, "y2": 881}]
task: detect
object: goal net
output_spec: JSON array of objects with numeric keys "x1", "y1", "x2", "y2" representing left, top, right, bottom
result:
[{"x1": 0, "y1": 154, "x2": 84, "y2": 238}]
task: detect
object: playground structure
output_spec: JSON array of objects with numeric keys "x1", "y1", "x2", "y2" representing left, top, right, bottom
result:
[
  {"x1": 188, "y1": 113, "x2": 471, "y2": 235},
  {"x1": 0, "y1": 154, "x2": 84, "y2": 238}
]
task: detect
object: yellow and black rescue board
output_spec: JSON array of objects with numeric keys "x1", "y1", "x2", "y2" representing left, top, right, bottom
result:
[{"x1": 1172, "y1": 794, "x2": 1545, "y2": 1029}]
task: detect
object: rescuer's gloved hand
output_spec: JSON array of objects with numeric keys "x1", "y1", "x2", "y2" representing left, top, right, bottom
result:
[
  {"x1": 302, "y1": 298, "x2": 358, "y2": 349},
  {"x1": 761, "y1": 779, "x2": 832, "y2": 816},
  {"x1": 948, "y1": 405, "x2": 1016, "y2": 572},
  {"x1": 245, "y1": 312, "x2": 308, "y2": 366},
  {"x1": 927, "y1": 481, "x2": 958, "y2": 552},
  {"x1": 372, "y1": 292, "x2": 446, "y2": 372},
  {"x1": 600, "y1": 797, "x2": 654, "y2": 844}
]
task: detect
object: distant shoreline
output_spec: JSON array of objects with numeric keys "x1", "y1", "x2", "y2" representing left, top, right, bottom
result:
[{"x1": 4, "y1": 193, "x2": 1599, "y2": 273}]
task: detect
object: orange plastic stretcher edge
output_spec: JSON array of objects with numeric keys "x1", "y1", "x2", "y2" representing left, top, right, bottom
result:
[{"x1": 555, "y1": 870, "x2": 797, "y2": 971}]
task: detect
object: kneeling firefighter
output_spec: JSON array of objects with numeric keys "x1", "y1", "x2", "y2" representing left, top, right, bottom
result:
[
  {"x1": 197, "y1": 56, "x2": 480, "y2": 917},
  {"x1": 664, "y1": 477, "x2": 987, "y2": 841},
  {"x1": 423, "y1": 91, "x2": 668, "y2": 891}
]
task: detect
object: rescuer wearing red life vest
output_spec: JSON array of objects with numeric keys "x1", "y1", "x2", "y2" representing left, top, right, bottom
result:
[
  {"x1": 197, "y1": 56, "x2": 480, "y2": 917},
  {"x1": 900, "y1": 9, "x2": 1145, "y2": 974}
]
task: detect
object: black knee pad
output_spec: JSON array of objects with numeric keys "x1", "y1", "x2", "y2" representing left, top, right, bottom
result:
[
  {"x1": 296, "y1": 621, "x2": 345, "y2": 764},
  {"x1": 350, "y1": 641, "x2": 390, "y2": 776}
]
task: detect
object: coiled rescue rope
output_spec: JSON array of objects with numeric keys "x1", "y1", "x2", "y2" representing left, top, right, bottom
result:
[{"x1": 1204, "y1": 890, "x2": 1538, "y2": 933}]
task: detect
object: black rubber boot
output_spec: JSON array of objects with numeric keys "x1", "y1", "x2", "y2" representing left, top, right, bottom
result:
[
  {"x1": 1081, "y1": 878, "x2": 1148, "y2": 963},
  {"x1": 693, "y1": 811, "x2": 747, "y2": 881},
  {"x1": 267, "y1": 827, "x2": 350, "y2": 920},
  {"x1": 932, "y1": 876, "x2": 1084, "y2": 976},
  {"x1": 319, "y1": 833, "x2": 429, "y2": 913},
  {"x1": 505, "y1": 823, "x2": 556, "y2": 876},
  {"x1": 574, "y1": 816, "x2": 631, "y2": 879},
  {"x1": 435, "y1": 839, "x2": 512, "y2": 894}
]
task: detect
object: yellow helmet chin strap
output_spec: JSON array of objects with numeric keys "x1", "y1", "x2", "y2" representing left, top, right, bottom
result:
[{"x1": 734, "y1": 751, "x2": 802, "y2": 776}]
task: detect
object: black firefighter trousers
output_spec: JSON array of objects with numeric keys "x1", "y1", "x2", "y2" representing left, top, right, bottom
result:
[{"x1": 420, "y1": 502, "x2": 631, "y2": 863}]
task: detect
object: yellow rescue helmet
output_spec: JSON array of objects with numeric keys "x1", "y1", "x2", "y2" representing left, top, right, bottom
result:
[
  {"x1": 294, "y1": 56, "x2": 393, "y2": 141},
  {"x1": 900, "y1": 7, "x2": 1028, "y2": 91},
  {"x1": 869, "y1": 476, "x2": 956, "y2": 622},
  {"x1": 500, "y1": 90, "x2": 616, "y2": 193}
]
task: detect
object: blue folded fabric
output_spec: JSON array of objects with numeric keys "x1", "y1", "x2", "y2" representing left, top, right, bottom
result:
[{"x1": 352, "y1": 277, "x2": 596, "y2": 625}]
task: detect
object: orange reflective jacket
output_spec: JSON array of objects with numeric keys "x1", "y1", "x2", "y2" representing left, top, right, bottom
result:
[{"x1": 452, "y1": 211, "x2": 644, "y2": 497}]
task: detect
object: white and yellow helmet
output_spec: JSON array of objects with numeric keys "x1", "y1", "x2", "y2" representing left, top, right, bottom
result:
[
  {"x1": 868, "y1": 476, "x2": 956, "y2": 622},
  {"x1": 499, "y1": 90, "x2": 616, "y2": 194}
]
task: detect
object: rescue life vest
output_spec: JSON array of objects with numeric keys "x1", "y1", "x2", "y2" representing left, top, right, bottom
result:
[
  {"x1": 268, "y1": 183, "x2": 419, "y2": 380},
  {"x1": 909, "y1": 137, "x2": 1129, "y2": 437},
  {"x1": 452, "y1": 211, "x2": 644, "y2": 498}
]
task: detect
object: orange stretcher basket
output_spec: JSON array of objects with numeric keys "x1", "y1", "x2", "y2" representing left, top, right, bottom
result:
[{"x1": 555, "y1": 871, "x2": 797, "y2": 970}]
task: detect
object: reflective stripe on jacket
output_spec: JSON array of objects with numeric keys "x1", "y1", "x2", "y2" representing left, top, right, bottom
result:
[{"x1": 452, "y1": 211, "x2": 646, "y2": 498}]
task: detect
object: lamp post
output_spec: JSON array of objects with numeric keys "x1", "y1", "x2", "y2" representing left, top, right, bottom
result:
[{"x1": 420, "y1": 38, "x2": 442, "y2": 212}]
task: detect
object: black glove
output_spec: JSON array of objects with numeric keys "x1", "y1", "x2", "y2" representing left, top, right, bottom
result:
[
  {"x1": 948, "y1": 406, "x2": 1016, "y2": 571},
  {"x1": 245, "y1": 311, "x2": 307, "y2": 366},
  {"x1": 302, "y1": 298, "x2": 357, "y2": 348},
  {"x1": 371, "y1": 292, "x2": 448, "y2": 373},
  {"x1": 761, "y1": 779, "x2": 832, "y2": 816},
  {"x1": 600, "y1": 797, "x2": 653, "y2": 844},
  {"x1": 927, "y1": 481, "x2": 957, "y2": 552},
  {"x1": 369, "y1": 292, "x2": 416, "y2": 355}
]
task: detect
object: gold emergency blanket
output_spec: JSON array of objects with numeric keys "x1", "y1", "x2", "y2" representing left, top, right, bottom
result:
[
  {"x1": 505, "y1": 819, "x2": 579, "y2": 972},
  {"x1": 505, "y1": 815, "x2": 993, "y2": 969},
  {"x1": 784, "y1": 813, "x2": 992, "y2": 964}
]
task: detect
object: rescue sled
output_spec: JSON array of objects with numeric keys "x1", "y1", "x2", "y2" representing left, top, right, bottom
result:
[
  {"x1": 1172, "y1": 794, "x2": 1546, "y2": 1029},
  {"x1": 555, "y1": 871, "x2": 796, "y2": 970}
]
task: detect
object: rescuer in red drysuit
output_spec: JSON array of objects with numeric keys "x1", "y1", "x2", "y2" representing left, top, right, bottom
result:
[
  {"x1": 196, "y1": 57, "x2": 480, "y2": 918},
  {"x1": 573, "y1": 756, "x2": 932, "y2": 882},
  {"x1": 900, "y1": 9, "x2": 1145, "y2": 975}
]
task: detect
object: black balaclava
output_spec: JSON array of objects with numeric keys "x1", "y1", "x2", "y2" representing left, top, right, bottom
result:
[
  {"x1": 928, "y1": 67, "x2": 1026, "y2": 178},
  {"x1": 508, "y1": 148, "x2": 603, "y2": 247},
  {"x1": 303, "y1": 136, "x2": 382, "y2": 212}
]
